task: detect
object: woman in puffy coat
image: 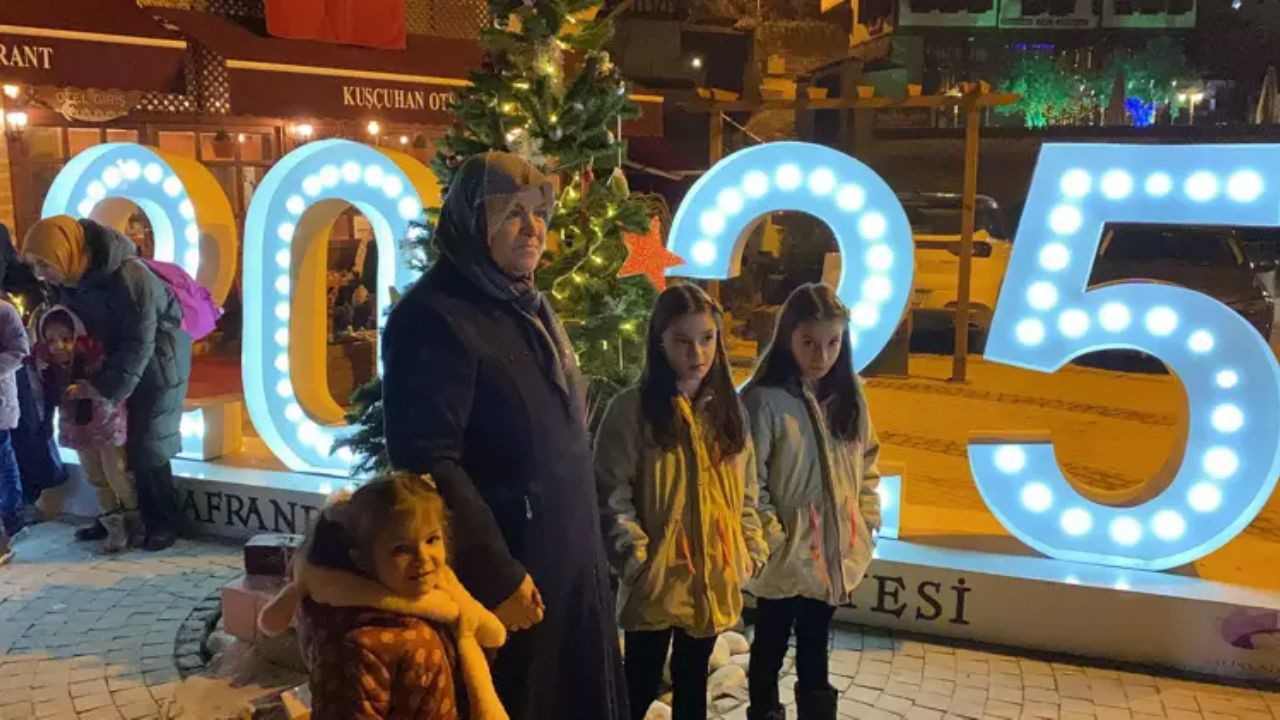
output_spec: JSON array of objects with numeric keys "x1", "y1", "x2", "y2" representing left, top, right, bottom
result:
[
  {"x1": 595, "y1": 283, "x2": 777, "y2": 720},
  {"x1": 742, "y1": 284, "x2": 881, "y2": 720},
  {"x1": 23, "y1": 216, "x2": 190, "y2": 551}
]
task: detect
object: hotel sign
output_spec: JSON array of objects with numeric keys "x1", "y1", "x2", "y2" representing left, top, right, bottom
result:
[
  {"x1": 228, "y1": 65, "x2": 461, "y2": 125},
  {"x1": 342, "y1": 84, "x2": 453, "y2": 114}
]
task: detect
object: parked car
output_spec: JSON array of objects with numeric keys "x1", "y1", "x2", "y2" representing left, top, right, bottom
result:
[
  {"x1": 1082, "y1": 224, "x2": 1276, "y2": 371},
  {"x1": 902, "y1": 192, "x2": 1013, "y2": 352}
]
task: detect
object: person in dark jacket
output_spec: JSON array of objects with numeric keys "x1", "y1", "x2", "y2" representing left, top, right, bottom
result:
[
  {"x1": 0, "y1": 224, "x2": 67, "y2": 517},
  {"x1": 23, "y1": 216, "x2": 191, "y2": 551},
  {"x1": 382, "y1": 153, "x2": 627, "y2": 720}
]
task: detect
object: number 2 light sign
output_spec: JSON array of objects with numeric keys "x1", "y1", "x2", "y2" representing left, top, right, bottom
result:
[{"x1": 670, "y1": 141, "x2": 1280, "y2": 572}]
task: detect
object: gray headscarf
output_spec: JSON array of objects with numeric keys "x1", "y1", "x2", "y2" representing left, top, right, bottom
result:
[{"x1": 433, "y1": 152, "x2": 584, "y2": 418}]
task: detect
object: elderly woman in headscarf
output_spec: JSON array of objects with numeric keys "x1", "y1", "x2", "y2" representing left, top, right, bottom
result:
[
  {"x1": 382, "y1": 153, "x2": 627, "y2": 720},
  {"x1": 22, "y1": 216, "x2": 189, "y2": 551}
]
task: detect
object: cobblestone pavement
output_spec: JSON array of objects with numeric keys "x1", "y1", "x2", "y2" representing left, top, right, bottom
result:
[
  {"x1": 710, "y1": 631, "x2": 1280, "y2": 720},
  {"x1": 0, "y1": 522, "x2": 240, "y2": 720},
  {"x1": 4, "y1": 523, "x2": 1279, "y2": 720}
]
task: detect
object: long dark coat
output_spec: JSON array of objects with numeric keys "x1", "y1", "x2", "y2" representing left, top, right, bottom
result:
[
  {"x1": 64, "y1": 220, "x2": 191, "y2": 470},
  {"x1": 382, "y1": 258, "x2": 627, "y2": 720}
]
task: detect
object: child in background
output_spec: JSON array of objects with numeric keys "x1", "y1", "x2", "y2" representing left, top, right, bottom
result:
[
  {"x1": 258, "y1": 473, "x2": 508, "y2": 720},
  {"x1": 743, "y1": 284, "x2": 882, "y2": 720},
  {"x1": 595, "y1": 284, "x2": 776, "y2": 720},
  {"x1": 0, "y1": 295, "x2": 28, "y2": 539},
  {"x1": 34, "y1": 306, "x2": 135, "y2": 552}
]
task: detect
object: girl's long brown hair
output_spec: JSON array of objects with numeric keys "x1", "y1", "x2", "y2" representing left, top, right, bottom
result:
[
  {"x1": 640, "y1": 284, "x2": 746, "y2": 458},
  {"x1": 746, "y1": 283, "x2": 861, "y2": 442}
]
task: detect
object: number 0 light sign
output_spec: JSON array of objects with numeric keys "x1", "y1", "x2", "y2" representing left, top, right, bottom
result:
[
  {"x1": 41, "y1": 139, "x2": 440, "y2": 477},
  {"x1": 670, "y1": 142, "x2": 1280, "y2": 572}
]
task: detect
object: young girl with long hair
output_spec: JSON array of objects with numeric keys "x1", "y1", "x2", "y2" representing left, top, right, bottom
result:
[
  {"x1": 743, "y1": 284, "x2": 881, "y2": 720},
  {"x1": 258, "y1": 473, "x2": 508, "y2": 720},
  {"x1": 595, "y1": 283, "x2": 778, "y2": 720}
]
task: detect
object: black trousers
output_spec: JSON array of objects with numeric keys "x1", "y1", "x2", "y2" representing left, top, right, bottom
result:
[
  {"x1": 748, "y1": 596, "x2": 837, "y2": 709},
  {"x1": 134, "y1": 461, "x2": 180, "y2": 537},
  {"x1": 625, "y1": 628, "x2": 717, "y2": 720}
]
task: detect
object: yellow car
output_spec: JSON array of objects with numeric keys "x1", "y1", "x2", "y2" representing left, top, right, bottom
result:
[{"x1": 902, "y1": 193, "x2": 1013, "y2": 353}]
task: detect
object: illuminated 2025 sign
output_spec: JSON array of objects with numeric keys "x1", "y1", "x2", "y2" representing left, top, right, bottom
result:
[
  {"x1": 671, "y1": 141, "x2": 1280, "y2": 572},
  {"x1": 46, "y1": 140, "x2": 1280, "y2": 573}
]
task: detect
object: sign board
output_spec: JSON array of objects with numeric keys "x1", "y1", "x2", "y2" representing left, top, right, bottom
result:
[
  {"x1": 998, "y1": 0, "x2": 1100, "y2": 28},
  {"x1": 1100, "y1": 0, "x2": 1196, "y2": 29},
  {"x1": 896, "y1": 0, "x2": 998, "y2": 28},
  {"x1": 876, "y1": 106, "x2": 936, "y2": 129},
  {"x1": 0, "y1": 32, "x2": 183, "y2": 93},
  {"x1": 834, "y1": 539, "x2": 1280, "y2": 683},
  {"x1": 34, "y1": 86, "x2": 141, "y2": 123}
]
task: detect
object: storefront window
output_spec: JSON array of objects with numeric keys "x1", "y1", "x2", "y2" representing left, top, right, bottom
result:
[
  {"x1": 67, "y1": 128, "x2": 102, "y2": 157},
  {"x1": 327, "y1": 207, "x2": 378, "y2": 407},
  {"x1": 125, "y1": 210, "x2": 155, "y2": 259},
  {"x1": 241, "y1": 166, "x2": 266, "y2": 210},
  {"x1": 106, "y1": 129, "x2": 139, "y2": 144},
  {"x1": 238, "y1": 132, "x2": 276, "y2": 163},
  {"x1": 27, "y1": 127, "x2": 63, "y2": 162},
  {"x1": 199, "y1": 132, "x2": 237, "y2": 162},
  {"x1": 157, "y1": 131, "x2": 197, "y2": 158},
  {"x1": 209, "y1": 166, "x2": 238, "y2": 213}
]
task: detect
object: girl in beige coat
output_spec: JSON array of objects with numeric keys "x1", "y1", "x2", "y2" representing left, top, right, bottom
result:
[
  {"x1": 595, "y1": 285, "x2": 777, "y2": 720},
  {"x1": 742, "y1": 284, "x2": 882, "y2": 720}
]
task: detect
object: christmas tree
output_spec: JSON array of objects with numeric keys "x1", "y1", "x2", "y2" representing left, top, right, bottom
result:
[{"x1": 338, "y1": 0, "x2": 660, "y2": 475}]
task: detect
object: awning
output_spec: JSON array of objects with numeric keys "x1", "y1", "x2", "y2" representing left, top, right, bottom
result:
[
  {"x1": 155, "y1": 10, "x2": 662, "y2": 136},
  {"x1": 0, "y1": 0, "x2": 185, "y2": 92}
]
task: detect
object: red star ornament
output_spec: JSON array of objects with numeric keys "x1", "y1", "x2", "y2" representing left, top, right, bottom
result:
[{"x1": 618, "y1": 216, "x2": 684, "y2": 291}]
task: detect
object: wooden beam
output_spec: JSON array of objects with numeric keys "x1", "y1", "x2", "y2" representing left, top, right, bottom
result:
[
  {"x1": 951, "y1": 100, "x2": 983, "y2": 384},
  {"x1": 709, "y1": 111, "x2": 724, "y2": 163},
  {"x1": 672, "y1": 92, "x2": 1019, "y2": 113}
]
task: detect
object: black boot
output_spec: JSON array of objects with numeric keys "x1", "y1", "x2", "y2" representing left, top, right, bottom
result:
[
  {"x1": 795, "y1": 684, "x2": 837, "y2": 720},
  {"x1": 74, "y1": 519, "x2": 107, "y2": 541},
  {"x1": 747, "y1": 704, "x2": 786, "y2": 720}
]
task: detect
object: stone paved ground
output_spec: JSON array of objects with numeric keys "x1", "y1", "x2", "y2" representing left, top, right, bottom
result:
[
  {"x1": 0, "y1": 523, "x2": 239, "y2": 720},
  {"x1": 4, "y1": 522, "x2": 1279, "y2": 719},
  {"x1": 709, "y1": 631, "x2": 1280, "y2": 720}
]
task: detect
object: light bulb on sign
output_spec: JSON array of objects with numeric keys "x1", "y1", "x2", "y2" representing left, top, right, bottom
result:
[
  {"x1": 2, "y1": 84, "x2": 19, "y2": 99},
  {"x1": 367, "y1": 121, "x2": 381, "y2": 137}
]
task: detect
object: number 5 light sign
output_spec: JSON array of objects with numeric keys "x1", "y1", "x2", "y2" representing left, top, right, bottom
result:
[{"x1": 670, "y1": 141, "x2": 1280, "y2": 572}]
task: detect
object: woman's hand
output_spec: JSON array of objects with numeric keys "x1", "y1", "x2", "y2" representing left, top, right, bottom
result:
[{"x1": 493, "y1": 574, "x2": 544, "y2": 631}]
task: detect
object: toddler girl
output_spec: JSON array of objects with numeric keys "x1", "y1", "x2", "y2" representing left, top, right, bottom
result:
[
  {"x1": 259, "y1": 472, "x2": 508, "y2": 720},
  {"x1": 743, "y1": 284, "x2": 882, "y2": 720},
  {"x1": 595, "y1": 284, "x2": 776, "y2": 720},
  {"x1": 34, "y1": 306, "x2": 135, "y2": 552}
]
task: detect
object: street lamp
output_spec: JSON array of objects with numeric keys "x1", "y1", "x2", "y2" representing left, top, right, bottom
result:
[
  {"x1": 4, "y1": 110, "x2": 28, "y2": 140},
  {"x1": 1177, "y1": 91, "x2": 1204, "y2": 125}
]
